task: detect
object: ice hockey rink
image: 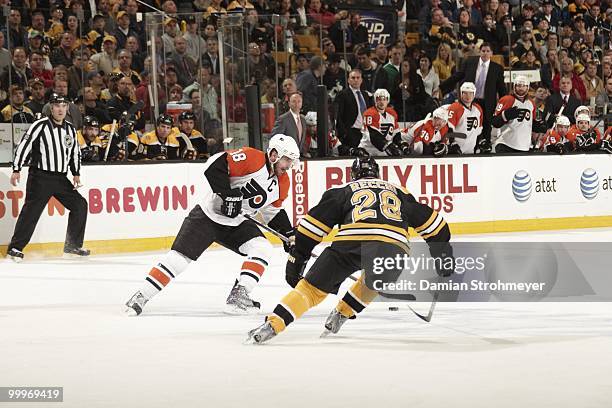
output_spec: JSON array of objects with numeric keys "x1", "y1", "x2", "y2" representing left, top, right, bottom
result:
[{"x1": 1, "y1": 228, "x2": 612, "y2": 408}]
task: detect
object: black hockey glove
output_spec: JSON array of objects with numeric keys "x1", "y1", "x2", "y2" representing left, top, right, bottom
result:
[
  {"x1": 283, "y1": 228, "x2": 296, "y2": 253},
  {"x1": 399, "y1": 141, "x2": 412, "y2": 155},
  {"x1": 384, "y1": 141, "x2": 402, "y2": 156},
  {"x1": 219, "y1": 188, "x2": 243, "y2": 218},
  {"x1": 478, "y1": 138, "x2": 492, "y2": 154},
  {"x1": 349, "y1": 147, "x2": 371, "y2": 157},
  {"x1": 432, "y1": 141, "x2": 448, "y2": 157},
  {"x1": 503, "y1": 106, "x2": 520, "y2": 121},
  {"x1": 448, "y1": 143, "x2": 462, "y2": 155},
  {"x1": 601, "y1": 139, "x2": 612, "y2": 153},
  {"x1": 551, "y1": 142, "x2": 567, "y2": 155},
  {"x1": 430, "y1": 242, "x2": 454, "y2": 277},
  {"x1": 286, "y1": 249, "x2": 308, "y2": 288}
]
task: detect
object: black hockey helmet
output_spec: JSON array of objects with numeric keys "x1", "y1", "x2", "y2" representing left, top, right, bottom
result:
[
  {"x1": 49, "y1": 93, "x2": 68, "y2": 104},
  {"x1": 83, "y1": 115, "x2": 100, "y2": 128},
  {"x1": 351, "y1": 156, "x2": 379, "y2": 181},
  {"x1": 178, "y1": 111, "x2": 196, "y2": 122},
  {"x1": 156, "y1": 114, "x2": 174, "y2": 127}
]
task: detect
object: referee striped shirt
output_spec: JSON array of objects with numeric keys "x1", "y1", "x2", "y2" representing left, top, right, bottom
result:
[{"x1": 12, "y1": 116, "x2": 81, "y2": 176}]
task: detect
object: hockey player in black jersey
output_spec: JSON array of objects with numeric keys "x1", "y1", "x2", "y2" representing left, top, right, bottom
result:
[{"x1": 246, "y1": 157, "x2": 454, "y2": 344}]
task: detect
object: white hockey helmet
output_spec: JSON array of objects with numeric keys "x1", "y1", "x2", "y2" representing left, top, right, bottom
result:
[
  {"x1": 432, "y1": 106, "x2": 449, "y2": 122},
  {"x1": 574, "y1": 105, "x2": 590, "y2": 119},
  {"x1": 373, "y1": 88, "x2": 390, "y2": 100},
  {"x1": 555, "y1": 115, "x2": 570, "y2": 127},
  {"x1": 305, "y1": 111, "x2": 317, "y2": 126},
  {"x1": 576, "y1": 113, "x2": 590, "y2": 123},
  {"x1": 460, "y1": 82, "x2": 476, "y2": 94},
  {"x1": 513, "y1": 75, "x2": 530, "y2": 87},
  {"x1": 268, "y1": 134, "x2": 300, "y2": 168}
]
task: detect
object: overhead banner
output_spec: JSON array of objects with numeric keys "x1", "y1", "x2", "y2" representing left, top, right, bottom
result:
[{"x1": 356, "y1": 8, "x2": 398, "y2": 47}]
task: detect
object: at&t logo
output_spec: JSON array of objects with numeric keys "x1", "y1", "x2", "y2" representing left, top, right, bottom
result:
[
  {"x1": 512, "y1": 170, "x2": 532, "y2": 202},
  {"x1": 580, "y1": 168, "x2": 599, "y2": 200}
]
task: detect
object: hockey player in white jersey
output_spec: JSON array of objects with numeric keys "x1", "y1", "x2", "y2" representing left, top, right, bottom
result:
[
  {"x1": 357, "y1": 88, "x2": 402, "y2": 156},
  {"x1": 491, "y1": 75, "x2": 536, "y2": 153},
  {"x1": 446, "y1": 82, "x2": 483, "y2": 154},
  {"x1": 125, "y1": 135, "x2": 300, "y2": 315}
]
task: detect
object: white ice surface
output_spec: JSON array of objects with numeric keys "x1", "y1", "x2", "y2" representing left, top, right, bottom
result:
[{"x1": 1, "y1": 229, "x2": 611, "y2": 408}]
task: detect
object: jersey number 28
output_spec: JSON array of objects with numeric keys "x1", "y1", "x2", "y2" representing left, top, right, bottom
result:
[{"x1": 351, "y1": 189, "x2": 402, "y2": 223}]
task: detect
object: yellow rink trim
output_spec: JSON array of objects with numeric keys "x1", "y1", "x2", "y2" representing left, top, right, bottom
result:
[{"x1": 2, "y1": 215, "x2": 612, "y2": 256}]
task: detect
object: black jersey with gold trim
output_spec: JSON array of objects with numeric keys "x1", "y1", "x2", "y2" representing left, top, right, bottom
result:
[{"x1": 295, "y1": 178, "x2": 450, "y2": 257}]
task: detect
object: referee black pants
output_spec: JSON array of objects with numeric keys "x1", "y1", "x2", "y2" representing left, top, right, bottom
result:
[{"x1": 9, "y1": 168, "x2": 88, "y2": 252}]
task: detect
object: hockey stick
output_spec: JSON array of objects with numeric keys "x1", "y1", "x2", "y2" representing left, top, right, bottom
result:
[
  {"x1": 103, "y1": 119, "x2": 117, "y2": 161},
  {"x1": 406, "y1": 291, "x2": 438, "y2": 322},
  {"x1": 241, "y1": 212, "x2": 291, "y2": 245}
]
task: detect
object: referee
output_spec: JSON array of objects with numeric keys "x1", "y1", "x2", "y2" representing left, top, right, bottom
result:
[{"x1": 7, "y1": 93, "x2": 89, "y2": 262}]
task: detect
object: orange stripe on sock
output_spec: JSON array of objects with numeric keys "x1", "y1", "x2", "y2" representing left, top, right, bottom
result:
[
  {"x1": 149, "y1": 267, "x2": 171, "y2": 286},
  {"x1": 241, "y1": 261, "x2": 266, "y2": 276}
]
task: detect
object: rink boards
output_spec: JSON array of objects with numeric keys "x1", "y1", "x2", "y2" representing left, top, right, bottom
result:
[{"x1": 1, "y1": 154, "x2": 611, "y2": 254}]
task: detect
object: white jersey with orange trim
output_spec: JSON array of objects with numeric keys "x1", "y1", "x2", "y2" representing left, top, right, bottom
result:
[
  {"x1": 200, "y1": 147, "x2": 290, "y2": 226},
  {"x1": 358, "y1": 106, "x2": 400, "y2": 156},
  {"x1": 494, "y1": 95, "x2": 536, "y2": 151},
  {"x1": 447, "y1": 101, "x2": 483, "y2": 154}
]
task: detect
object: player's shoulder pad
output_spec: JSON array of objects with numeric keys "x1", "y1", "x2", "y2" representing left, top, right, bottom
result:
[
  {"x1": 272, "y1": 172, "x2": 291, "y2": 207},
  {"x1": 140, "y1": 130, "x2": 157, "y2": 144},
  {"x1": 166, "y1": 132, "x2": 181, "y2": 147},
  {"x1": 227, "y1": 147, "x2": 266, "y2": 177},
  {"x1": 495, "y1": 95, "x2": 516, "y2": 114},
  {"x1": 387, "y1": 107, "x2": 399, "y2": 120}
]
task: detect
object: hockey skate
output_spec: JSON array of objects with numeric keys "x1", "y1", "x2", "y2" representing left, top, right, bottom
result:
[
  {"x1": 245, "y1": 321, "x2": 276, "y2": 344},
  {"x1": 321, "y1": 308, "x2": 352, "y2": 337},
  {"x1": 6, "y1": 248, "x2": 24, "y2": 263},
  {"x1": 125, "y1": 291, "x2": 149, "y2": 316},
  {"x1": 63, "y1": 247, "x2": 91, "y2": 259},
  {"x1": 225, "y1": 281, "x2": 261, "y2": 315}
]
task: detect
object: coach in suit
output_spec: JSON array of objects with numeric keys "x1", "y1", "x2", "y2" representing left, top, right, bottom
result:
[
  {"x1": 543, "y1": 75, "x2": 582, "y2": 128},
  {"x1": 271, "y1": 92, "x2": 308, "y2": 156},
  {"x1": 439, "y1": 42, "x2": 507, "y2": 148},
  {"x1": 334, "y1": 69, "x2": 373, "y2": 149}
]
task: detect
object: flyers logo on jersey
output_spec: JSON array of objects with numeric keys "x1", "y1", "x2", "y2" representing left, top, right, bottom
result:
[
  {"x1": 380, "y1": 123, "x2": 394, "y2": 137},
  {"x1": 517, "y1": 109, "x2": 531, "y2": 122},
  {"x1": 466, "y1": 117, "x2": 479, "y2": 131},
  {"x1": 241, "y1": 179, "x2": 267, "y2": 208}
]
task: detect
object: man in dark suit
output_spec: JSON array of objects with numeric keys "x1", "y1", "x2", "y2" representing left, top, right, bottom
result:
[
  {"x1": 439, "y1": 42, "x2": 507, "y2": 150},
  {"x1": 202, "y1": 37, "x2": 221, "y2": 75},
  {"x1": 334, "y1": 69, "x2": 372, "y2": 149},
  {"x1": 271, "y1": 92, "x2": 308, "y2": 156},
  {"x1": 543, "y1": 75, "x2": 582, "y2": 128}
]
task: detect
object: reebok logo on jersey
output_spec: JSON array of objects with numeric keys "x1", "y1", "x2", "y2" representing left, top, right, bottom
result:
[
  {"x1": 466, "y1": 117, "x2": 479, "y2": 131},
  {"x1": 241, "y1": 179, "x2": 267, "y2": 208}
]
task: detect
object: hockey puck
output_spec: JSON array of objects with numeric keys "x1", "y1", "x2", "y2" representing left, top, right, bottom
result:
[{"x1": 388, "y1": 306, "x2": 399, "y2": 311}]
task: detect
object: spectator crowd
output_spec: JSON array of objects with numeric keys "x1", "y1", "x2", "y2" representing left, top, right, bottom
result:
[{"x1": 2, "y1": 0, "x2": 612, "y2": 161}]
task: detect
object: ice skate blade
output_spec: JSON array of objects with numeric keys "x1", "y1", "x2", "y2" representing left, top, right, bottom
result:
[
  {"x1": 7, "y1": 255, "x2": 23, "y2": 263},
  {"x1": 62, "y1": 253, "x2": 90, "y2": 260},
  {"x1": 224, "y1": 303, "x2": 260, "y2": 316},
  {"x1": 320, "y1": 329, "x2": 332, "y2": 338},
  {"x1": 124, "y1": 307, "x2": 139, "y2": 317}
]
